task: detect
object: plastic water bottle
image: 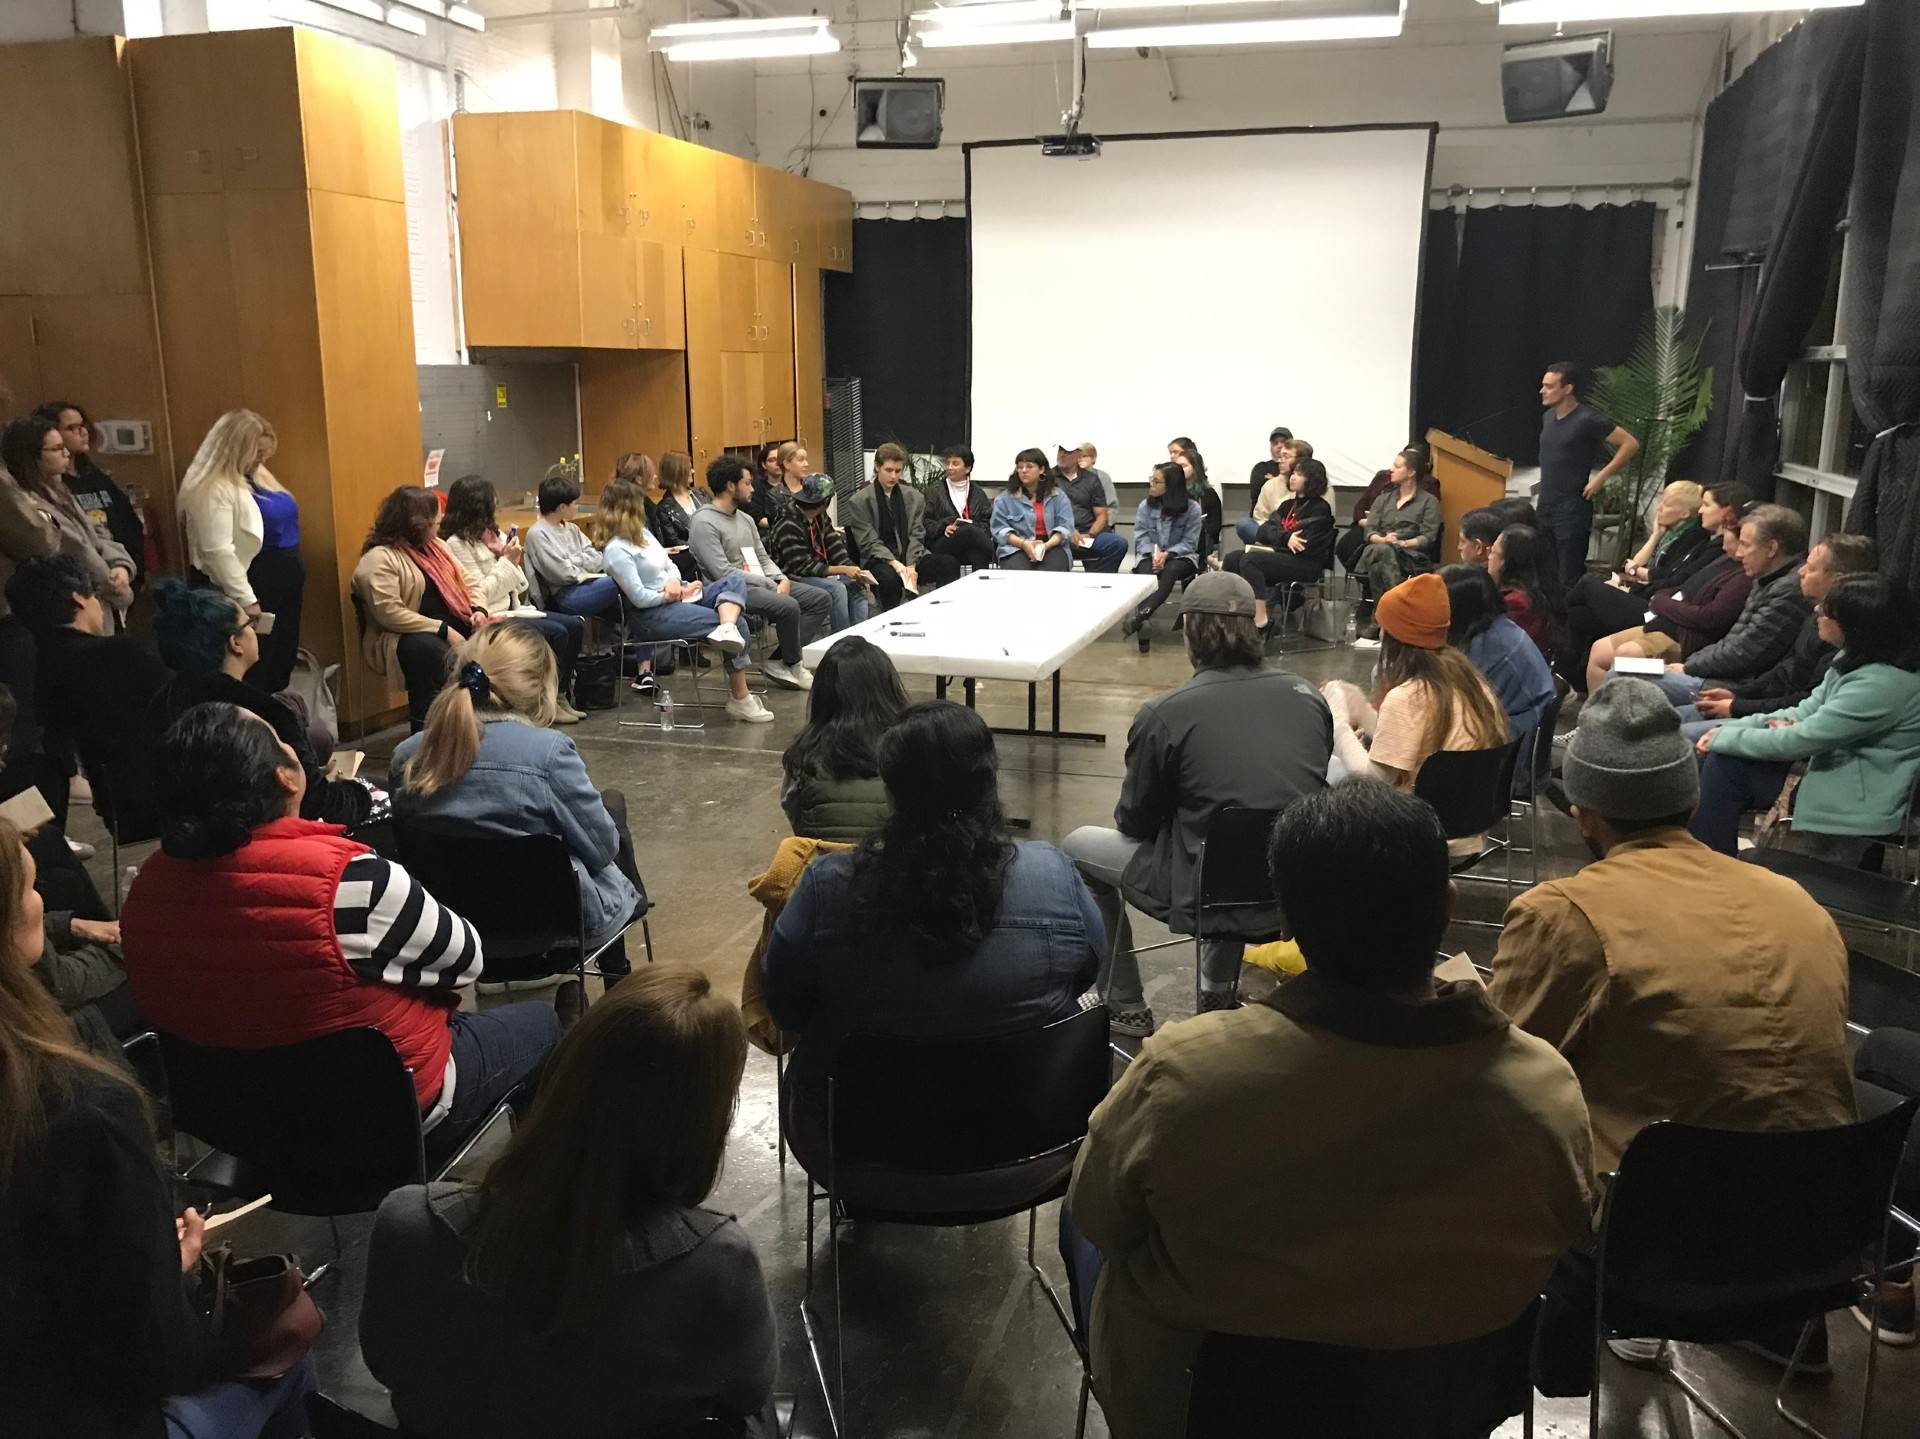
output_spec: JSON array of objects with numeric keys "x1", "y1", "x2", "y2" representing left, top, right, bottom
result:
[{"x1": 657, "y1": 689, "x2": 674, "y2": 731}]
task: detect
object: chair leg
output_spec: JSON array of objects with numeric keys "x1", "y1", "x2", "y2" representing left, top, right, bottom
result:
[
  {"x1": 305, "y1": 1213, "x2": 345, "y2": 1290},
  {"x1": 800, "y1": 1177, "x2": 844, "y2": 1437},
  {"x1": 640, "y1": 917, "x2": 655, "y2": 965},
  {"x1": 111, "y1": 828, "x2": 122, "y2": 910},
  {"x1": 1075, "y1": 1373, "x2": 1091, "y2": 1439},
  {"x1": 775, "y1": 1041, "x2": 787, "y2": 1172},
  {"x1": 1023, "y1": 1206, "x2": 1079, "y2": 1353},
  {"x1": 1658, "y1": 1345, "x2": 1764, "y2": 1439}
]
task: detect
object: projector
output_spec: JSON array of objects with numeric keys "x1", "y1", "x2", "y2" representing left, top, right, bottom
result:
[{"x1": 1041, "y1": 132, "x2": 1101, "y2": 159}]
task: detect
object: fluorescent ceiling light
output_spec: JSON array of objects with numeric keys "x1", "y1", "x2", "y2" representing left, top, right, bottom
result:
[
  {"x1": 1079, "y1": 0, "x2": 1319, "y2": 8},
  {"x1": 916, "y1": 18, "x2": 1075, "y2": 44},
  {"x1": 913, "y1": 0, "x2": 1062, "y2": 24},
  {"x1": 390, "y1": 0, "x2": 445, "y2": 15},
  {"x1": 1501, "y1": 0, "x2": 1857, "y2": 17},
  {"x1": 319, "y1": 0, "x2": 386, "y2": 21},
  {"x1": 652, "y1": 14, "x2": 829, "y2": 37},
  {"x1": 1086, "y1": 5, "x2": 1403, "y2": 45},
  {"x1": 660, "y1": 29, "x2": 841, "y2": 59},
  {"x1": 446, "y1": 4, "x2": 485, "y2": 28},
  {"x1": 384, "y1": 4, "x2": 428, "y2": 32}
]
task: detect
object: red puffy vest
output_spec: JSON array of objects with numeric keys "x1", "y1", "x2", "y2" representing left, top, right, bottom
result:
[{"x1": 122, "y1": 817, "x2": 457, "y2": 1108}]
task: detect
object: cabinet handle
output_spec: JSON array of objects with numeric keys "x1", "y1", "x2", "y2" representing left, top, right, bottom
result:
[{"x1": 744, "y1": 229, "x2": 755, "y2": 243}]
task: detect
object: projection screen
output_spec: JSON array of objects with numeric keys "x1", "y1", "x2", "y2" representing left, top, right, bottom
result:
[{"x1": 966, "y1": 126, "x2": 1435, "y2": 494}]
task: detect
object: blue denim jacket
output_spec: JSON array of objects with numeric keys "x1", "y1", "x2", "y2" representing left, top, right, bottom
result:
[
  {"x1": 392, "y1": 717, "x2": 640, "y2": 946},
  {"x1": 1465, "y1": 616, "x2": 1557, "y2": 740},
  {"x1": 761, "y1": 840, "x2": 1104, "y2": 1104},
  {"x1": 1131, "y1": 499, "x2": 1203, "y2": 558},
  {"x1": 990, "y1": 491, "x2": 1076, "y2": 559}
]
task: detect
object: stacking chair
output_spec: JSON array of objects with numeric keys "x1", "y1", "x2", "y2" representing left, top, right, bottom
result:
[
  {"x1": 1184, "y1": 1300, "x2": 1541, "y2": 1439},
  {"x1": 1744, "y1": 771, "x2": 1920, "y2": 962},
  {"x1": 1507, "y1": 689, "x2": 1568, "y2": 886},
  {"x1": 155, "y1": 1026, "x2": 526, "y2": 1283},
  {"x1": 792, "y1": 1004, "x2": 1112, "y2": 1438},
  {"x1": 1123, "y1": 806, "x2": 1284, "y2": 1010},
  {"x1": 1414, "y1": 743, "x2": 1522, "y2": 931},
  {"x1": 1589, "y1": 1102, "x2": 1919, "y2": 1439},
  {"x1": 305, "y1": 1392, "x2": 797, "y2": 1439},
  {"x1": 392, "y1": 820, "x2": 652, "y2": 994}
]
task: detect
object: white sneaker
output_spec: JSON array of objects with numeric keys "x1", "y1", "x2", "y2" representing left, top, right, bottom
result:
[
  {"x1": 762, "y1": 659, "x2": 807, "y2": 690},
  {"x1": 727, "y1": 695, "x2": 775, "y2": 724},
  {"x1": 66, "y1": 837, "x2": 96, "y2": 860},
  {"x1": 705, "y1": 620, "x2": 746, "y2": 657},
  {"x1": 790, "y1": 662, "x2": 815, "y2": 691}
]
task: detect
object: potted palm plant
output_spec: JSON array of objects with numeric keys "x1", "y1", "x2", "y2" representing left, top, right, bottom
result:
[{"x1": 1589, "y1": 306, "x2": 1714, "y2": 567}]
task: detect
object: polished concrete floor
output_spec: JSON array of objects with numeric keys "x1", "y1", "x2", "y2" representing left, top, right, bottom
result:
[{"x1": 86, "y1": 611, "x2": 1920, "y2": 1438}]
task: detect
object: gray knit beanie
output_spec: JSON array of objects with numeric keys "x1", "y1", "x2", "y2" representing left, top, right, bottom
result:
[{"x1": 1562, "y1": 678, "x2": 1700, "y2": 820}]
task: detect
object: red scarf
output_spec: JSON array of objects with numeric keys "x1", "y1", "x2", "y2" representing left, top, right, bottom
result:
[{"x1": 405, "y1": 540, "x2": 479, "y2": 628}]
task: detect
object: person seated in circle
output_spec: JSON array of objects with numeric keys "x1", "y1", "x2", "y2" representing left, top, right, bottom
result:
[
  {"x1": 146, "y1": 578, "x2": 377, "y2": 834},
  {"x1": 121, "y1": 701, "x2": 563, "y2": 1155},
  {"x1": 760, "y1": 701, "x2": 1103, "y2": 1167},
  {"x1": 360, "y1": 965, "x2": 778, "y2": 1439},
  {"x1": 1120, "y1": 462, "x2": 1204, "y2": 654},
  {"x1": 595, "y1": 479, "x2": 772, "y2": 726},
  {"x1": 1222, "y1": 455, "x2": 1336, "y2": 632},
  {"x1": 1487, "y1": 523, "x2": 1566, "y2": 660},
  {"x1": 780, "y1": 635, "x2": 909, "y2": 843},
  {"x1": 392, "y1": 623, "x2": 648, "y2": 984},
  {"x1": 766, "y1": 473, "x2": 875, "y2": 634},
  {"x1": 991, "y1": 448, "x2": 1074, "y2": 572}
]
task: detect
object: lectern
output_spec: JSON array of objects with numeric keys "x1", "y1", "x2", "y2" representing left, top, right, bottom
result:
[{"x1": 1426, "y1": 430, "x2": 1513, "y2": 565}]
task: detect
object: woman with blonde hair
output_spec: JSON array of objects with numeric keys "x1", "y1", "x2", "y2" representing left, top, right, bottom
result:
[
  {"x1": 392, "y1": 622, "x2": 646, "y2": 978},
  {"x1": 1562, "y1": 478, "x2": 1715, "y2": 684},
  {"x1": 360, "y1": 965, "x2": 777, "y2": 1438},
  {"x1": 177, "y1": 408, "x2": 305, "y2": 691},
  {"x1": 647, "y1": 450, "x2": 707, "y2": 582},
  {"x1": 595, "y1": 480, "x2": 770, "y2": 724},
  {"x1": 0, "y1": 815, "x2": 320, "y2": 1434},
  {"x1": 1321, "y1": 572, "x2": 1509, "y2": 796}
]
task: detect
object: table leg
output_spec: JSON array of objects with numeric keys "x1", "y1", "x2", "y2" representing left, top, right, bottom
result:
[
  {"x1": 981, "y1": 669, "x2": 1106, "y2": 745},
  {"x1": 936, "y1": 675, "x2": 948, "y2": 700},
  {"x1": 1028, "y1": 682, "x2": 1037, "y2": 733}
]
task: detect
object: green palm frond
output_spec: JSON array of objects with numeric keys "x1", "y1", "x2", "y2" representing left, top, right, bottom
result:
[{"x1": 1589, "y1": 306, "x2": 1716, "y2": 565}]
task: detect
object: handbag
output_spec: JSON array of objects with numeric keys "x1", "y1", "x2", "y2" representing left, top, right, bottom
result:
[
  {"x1": 572, "y1": 650, "x2": 620, "y2": 710},
  {"x1": 1304, "y1": 593, "x2": 1353, "y2": 642},
  {"x1": 283, "y1": 648, "x2": 340, "y2": 752},
  {"x1": 197, "y1": 1245, "x2": 325, "y2": 1380}
]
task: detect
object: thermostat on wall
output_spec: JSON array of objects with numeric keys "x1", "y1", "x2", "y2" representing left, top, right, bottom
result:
[{"x1": 95, "y1": 420, "x2": 154, "y2": 456}]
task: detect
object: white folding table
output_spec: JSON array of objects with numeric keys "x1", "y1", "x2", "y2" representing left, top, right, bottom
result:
[{"x1": 799, "y1": 569, "x2": 1157, "y2": 744}]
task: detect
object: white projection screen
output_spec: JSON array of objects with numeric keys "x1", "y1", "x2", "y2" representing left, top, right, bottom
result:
[{"x1": 967, "y1": 126, "x2": 1435, "y2": 494}]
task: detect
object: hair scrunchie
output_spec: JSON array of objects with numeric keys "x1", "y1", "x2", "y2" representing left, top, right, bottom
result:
[{"x1": 457, "y1": 661, "x2": 491, "y2": 701}]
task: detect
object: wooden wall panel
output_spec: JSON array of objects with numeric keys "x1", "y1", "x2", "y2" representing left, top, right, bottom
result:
[
  {"x1": 793, "y1": 265, "x2": 824, "y2": 454},
  {"x1": 0, "y1": 300, "x2": 43, "y2": 404},
  {"x1": 579, "y1": 349, "x2": 691, "y2": 496},
  {"x1": 144, "y1": 193, "x2": 244, "y2": 471},
  {"x1": 296, "y1": 29, "x2": 406, "y2": 203}
]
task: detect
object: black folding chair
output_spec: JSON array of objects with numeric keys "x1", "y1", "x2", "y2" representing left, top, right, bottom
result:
[
  {"x1": 393, "y1": 819, "x2": 651, "y2": 992},
  {"x1": 1744, "y1": 771, "x2": 1920, "y2": 963},
  {"x1": 156, "y1": 1026, "x2": 526, "y2": 1283},
  {"x1": 305, "y1": 1392, "x2": 796, "y2": 1439},
  {"x1": 1414, "y1": 743, "x2": 1522, "y2": 930},
  {"x1": 88, "y1": 748, "x2": 163, "y2": 909},
  {"x1": 793, "y1": 1004, "x2": 1112, "y2": 1438},
  {"x1": 1184, "y1": 1299, "x2": 1541, "y2": 1439},
  {"x1": 1125, "y1": 806, "x2": 1285, "y2": 1010},
  {"x1": 1591, "y1": 1102, "x2": 1920, "y2": 1439}
]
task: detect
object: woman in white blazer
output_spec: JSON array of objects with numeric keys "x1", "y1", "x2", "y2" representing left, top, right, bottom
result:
[{"x1": 177, "y1": 409, "x2": 304, "y2": 692}]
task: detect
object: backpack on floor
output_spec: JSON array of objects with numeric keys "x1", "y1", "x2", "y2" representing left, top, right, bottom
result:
[
  {"x1": 572, "y1": 651, "x2": 620, "y2": 710},
  {"x1": 281, "y1": 649, "x2": 340, "y2": 752}
]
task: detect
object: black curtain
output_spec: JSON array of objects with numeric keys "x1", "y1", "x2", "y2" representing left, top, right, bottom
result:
[
  {"x1": 823, "y1": 217, "x2": 968, "y2": 452},
  {"x1": 1436, "y1": 203, "x2": 1656, "y2": 467},
  {"x1": 1844, "y1": 0, "x2": 1920, "y2": 589},
  {"x1": 1683, "y1": 54, "x2": 1759, "y2": 485},
  {"x1": 1413, "y1": 208, "x2": 1459, "y2": 440}
]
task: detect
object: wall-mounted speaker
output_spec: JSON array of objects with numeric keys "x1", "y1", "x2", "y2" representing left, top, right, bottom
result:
[
  {"x1": 854, "y1": 77, "x2": 945, "y2": 150},
  {"x1": 1502, "y1": 31, "x2": 1613, "y2": 124}
]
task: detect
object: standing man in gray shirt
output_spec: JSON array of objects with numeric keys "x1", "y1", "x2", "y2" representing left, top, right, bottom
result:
[
  {"x1": 689, "y1": 454, "x2": 830, "y2": 691},
  {"x1": 1537, "y1": 360, "x2": 1639, "y2": 584}
]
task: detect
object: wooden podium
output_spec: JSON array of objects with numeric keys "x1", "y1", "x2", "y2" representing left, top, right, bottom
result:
[{"x1": 1427, "y1": 429, "x2": 1513, "y2": 565}]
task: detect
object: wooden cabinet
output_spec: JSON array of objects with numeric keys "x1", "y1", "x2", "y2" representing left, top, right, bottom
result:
[
  {"x1": 818, "y1": 185, "x2": 854, "y2": 272},
  {"x1": 793, "y1": 264, "x2": 824, "y2": 453},
  {"x1": 659, "y1": 137, "x2": 717, "y2": 252},
  {"x1": 636, "y1": 240, "x2": 684, "y2": 349},
  {"x1": 579, "y1": 229, "x2": 638, "y2": 349},
  {"x1": 761, "y1": 348, "x2": 796, "y2": 443}
]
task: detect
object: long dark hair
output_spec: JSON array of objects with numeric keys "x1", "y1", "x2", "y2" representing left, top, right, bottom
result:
[
  {"x1": 1827, "y1": 574, "x2": 1920, "y2": 674},
  {"x1": 362, "y1": 486, "x2": 439, "y2": 553},
  {"x1": 782, "y1": 636, "x2": 910, "y2": 784},
  {"x1": 1441, "y1": 563, "x2": 1504, "y2": 648},
  {"x1": 466, "y1": 965, "x2": 746, "y2": 1337},
  {"x1": 0, "y1": 418, "x2": 61, "y2": 501},
  {"x1": 156, "y1": 702, "x2": 300, "y2": 859},
  {"x1": 1173, "y1": 438, "x2": 1211, "y2": 492},
  {"x1": 846, "y1": 702, "x2": 1013, "y2": 964},
  {"x1": 1493, "y1": 524, "x2": 1567, "y2": 652},
  {"x1": 441, "y1": 475, "x2": 499, "y2": 544},
  {"x1": 1152, "y1": 461, "x2": 1189, "y2": 517}
]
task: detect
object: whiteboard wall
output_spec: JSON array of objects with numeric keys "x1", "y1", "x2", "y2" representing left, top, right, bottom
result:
[{"x1": 967, "y1": 126, "x2": 1434, "y2": 493}]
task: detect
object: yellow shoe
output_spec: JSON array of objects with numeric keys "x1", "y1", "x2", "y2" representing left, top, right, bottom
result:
[{"x1": 553, "y1": 699, "x2": 586, "y2": 724}]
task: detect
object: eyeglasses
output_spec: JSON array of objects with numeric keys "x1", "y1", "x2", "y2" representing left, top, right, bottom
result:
[{"x1": 40, "y1": 445, "x2": 66, "y2": 454}]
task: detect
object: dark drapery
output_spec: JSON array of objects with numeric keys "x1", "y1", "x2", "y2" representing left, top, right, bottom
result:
[
  {"x1": 1413, "y1": 208, "x2": 1459, "y2": 440},
  {"x1": 1434, "y1": 203, "x2": 1656, "y2": 467},
  {"x1": 1682, "y1": 54, "x2": 1758, "y2": 485},
  {"x1": 1844, "y1": 0, "x2": 1920, "y2": 589},
  {"x1": 1721, "y1": 10, "x2": 1868, "y2": 498},
  {"x1": 823, "y1": 217, "x2": 968, "y2": 452}
]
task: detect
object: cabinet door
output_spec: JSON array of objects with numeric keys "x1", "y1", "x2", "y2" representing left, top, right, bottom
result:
[
  {"x1": 792, "y1": 264, "x2": 825, "y2": 453},
  {"x1": 758, "y1": 260, "x2": 793, "y2": 359},
  {"x1": 720, "y1": 350, "x2": 764, "y2": 447},
  {"x1": 684, "y1": 248, "x2": 725, "y2": 467},
  {"x1": 661, "y1": 137, "x2": 717, "y2": 252},
  {"x1": 624, "y1": 128, "x2": 668, "y2": 241},
  {"x1": 293, "y1": 27, "x2": 405, "y2": 202},
  {"x1": 451, "y1": 113, "x2": 583, "y2": 347},
  {"x1": 716, "y1": 252, "x2": 759, "y2": 351},
  {"x1": 579, "y1": 231, "x2": 637, "y2": 348},
  {"x1": 715, "y1": 151, "x2": 759, "y2": 259},
  {"x1": 574, "y1": 113, "x2": 622, "y2": 236},
  {"x1": 129, "y1": 35, "x2": 228, "y2": 195},
  {"x1": 635, "y1": 240, "x2": 685, "y2": 350},
  {"x1": 211, "y1": 29, "x2": 307, "y2": 191},
  {"x1": 821, "y1": 188, "x2": 854, "y2": 272},
  {"x1": 757, "y1": 167, "x2": 795, "y2": 263},
  {"x1": 762, "y1": 347, "x2": 796, "y2": 444}
]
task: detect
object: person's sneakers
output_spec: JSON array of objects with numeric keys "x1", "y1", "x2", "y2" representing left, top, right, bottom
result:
[
  {"x1": 631, "y1": 672, "x2": 657, "y2": 696},
  {"x1": 1734, "y1": 1317, "x2": 1832, "y2": 1376},
  {"x1": 791, "y1": 662, "x2": 815, "y2": 690},
  {"x1": 1851, "y1": 1279, "x2": 1917, "y2": 1347},
  {"x1": 553, "y1": 979, "x2": 584, "y2": 1028},
  {"x1": 66, "y1": 836, "x2": 96, "y2": 860},
  {"x1": 727, "y1": 695, "x2": 776, "y2": 724},
  {"x1": 1605, "y1": 1337, "x2": 1664, "y2": 1368},
  {"x1": 705, "y1": 620, "x2": 747, "y2": 657},
  {"x1": 1358, "y1": 620, "x2": 1381, "y2": 642},
  {"x1": 69, "y1": 774, "x2": 93, "y2": 806},
  {"x1": 762, "y1": 659, "x2": 809, "y2": 690},
  {"x1": 1108, "y1": 1004, "x2": 1155, "y2": 1038},
  {"x1": 1197, "y1": 989, "x2": 1240, "y2": 1014},
  {"x1": 552, "y1": 698, "x2": 585, "y2": 724}
]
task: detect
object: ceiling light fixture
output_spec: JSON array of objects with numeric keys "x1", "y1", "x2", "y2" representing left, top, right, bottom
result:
[
  {"x1": 1499, "y1": 0, "x2": 1859, "y2": 19},
  {"x1": 384, "y1": 4, "x2": 429, "y2": 33},
  {"x1": 916, "y1": 18, "x2": 1075, "y2": 45},
  {"x1": 659, "y1": 31, "x2": 841, "y2": 60},
  {"x1": 318, "y1": 0, "x2": 387, "y2": 21},
  {"x1": 913, "y1": 0, "x2": 1063, "y2": 23},
  {"x1": 1085, "y1": 4, "x2": 1404, "y2": 47},
  {"x1": 389, "y1": 0, "x2": 447, "y2": 15},
  {"x1": 652, "y1": 13, "x2": 832, "y2": 36},
  {"x1": 445, "y1": 4, "x2": 486, "y2": 27}
]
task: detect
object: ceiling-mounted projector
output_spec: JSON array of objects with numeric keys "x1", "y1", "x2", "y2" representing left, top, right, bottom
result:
[{"x1": 1041, "y1": 132, "x2": 1101, "y2": 158}]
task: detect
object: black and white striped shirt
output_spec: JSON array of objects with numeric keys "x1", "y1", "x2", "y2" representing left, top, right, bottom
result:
[{"x1": 333, "y1": 853, "x2": 484, "y2": 992}]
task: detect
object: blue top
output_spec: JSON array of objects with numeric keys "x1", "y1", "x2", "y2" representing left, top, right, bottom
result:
[
  {"x1": 1131, "y1": 499, "x2": 1203, "y2": 558},
  {"x1": 603, "y1": 533, "x2": 677, "y2": 610},
  {"x1": 391, "y1": 716, "x2": 641, "y2": 946},
  {"x1": 252, "y1": 482, "x2": 301, "y2": 550},
  {"x1": 761, "y1": 840, "x2": 1104, "y2": 1107},
  {"x1": 1465, "y1": 615, "x2": 1557, "y2": 741},
  {"x1": 989, "y1": 490, "x2": 1075, "y2": 559}
]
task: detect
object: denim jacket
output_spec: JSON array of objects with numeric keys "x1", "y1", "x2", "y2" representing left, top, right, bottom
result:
[
  {"x1": 990, "y1": 491, "x2": 1076, "y2": 559},
  {"x1": 760, "y1": 841, "x2": 1104, "y2": 1105},
  {"x1": 1132, "y1": 499, "x2": 1203, "y2": 559},
  {"x1": 392, "y1": 716, "x2": 641, "y2": 946}
]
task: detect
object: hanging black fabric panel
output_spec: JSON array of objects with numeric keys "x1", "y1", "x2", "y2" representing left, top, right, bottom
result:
[
  {"x1": 1723, "y1": 9, "x2": 1868, "y2": 498},
  {"x1": 1844, "y1": 0, "x2": 1920, "y2": 589},
  {"x1": 823, "y1": 217, "x2": 969, "y2": 452},
  {"x1": 1441, "y1": 203, "x2": 1656, "y2": 468},
  {"x1": 1682, "y1": 58, "x2": 1759, "y2": 486},
  {"x1": 1413, "y1": 209, "x2": 1459, "y2": 440}
]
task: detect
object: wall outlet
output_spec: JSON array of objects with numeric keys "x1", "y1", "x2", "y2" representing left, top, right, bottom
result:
[{"x1": 95, "y1": 420, "x2": 153, "y2": 456}]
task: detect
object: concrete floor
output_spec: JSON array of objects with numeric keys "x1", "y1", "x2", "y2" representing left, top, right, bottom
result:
[{"x1": 86, "y1": 613, "x2": 1920, "y2": 1439}]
